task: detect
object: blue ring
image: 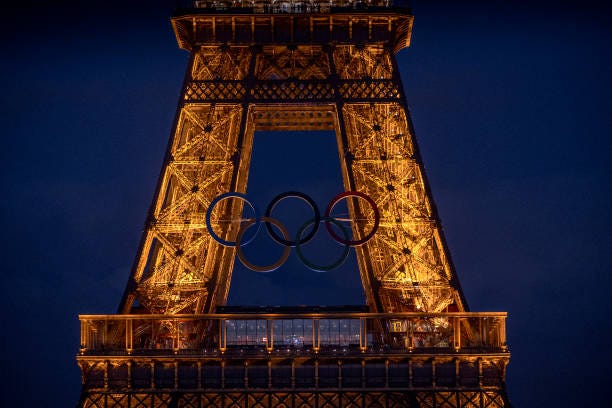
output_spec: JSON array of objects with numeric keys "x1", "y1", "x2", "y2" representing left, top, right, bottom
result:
[{"x1": 205, "y1": 192, "x2": 259, "y2": 247}]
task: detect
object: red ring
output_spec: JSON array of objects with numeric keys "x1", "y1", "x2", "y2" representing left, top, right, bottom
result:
[{"x1": 324, "y1": 191, "x2": 380, "y2": 246}]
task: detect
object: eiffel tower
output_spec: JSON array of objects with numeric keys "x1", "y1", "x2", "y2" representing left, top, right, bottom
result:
[{"x1": 77, "y1": 1, "x2": 511, "y2": 407}]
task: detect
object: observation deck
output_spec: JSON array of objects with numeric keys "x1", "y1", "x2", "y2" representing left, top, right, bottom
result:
[
  {"x1": 77, "y1": 310, "x2": 509, "y2": 393},
  {"x1": 171, "y1": 0, "x2": 413, "y2": 52}
]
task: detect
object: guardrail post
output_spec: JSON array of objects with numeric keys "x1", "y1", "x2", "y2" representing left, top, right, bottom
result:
[
  {"x1": 173, "y1": 319, "x2": 180, "y2": 354},
  {"x1": 431, "y1": 358, "x2": 436, "y2": 388},
  {"x1": 359, "y1": 317, "x2": 367, "y2": 352},
  {"x1": 361, "y1": 360, "x2": 366, "y2": 388},
  {"x1": 244, "y1": 361, "x2": 249, "y2": 388},
  {"x1": 454, "y1": 358, "x2": 460, "y2": 387},
  {"x1": 197, "y1": 361, "x2": 202, "y2": 388},
  {"x1": 313, "y1": 318, "x2": 320, "y2": 353},
  {"x1": 103, "y1": 360, "x2": 109, "y2": 389},
  {"x1": 500, "y1": 316, "x2": 507, "y2": 351},
  {"x1": 150, "y1": 361, "x2": 155, "y2": 389},
  {"x1": 79, "y1": 319, "x2": 87, "y2": 353},
  {"x1": 103, "y1": 320, "x2": 108, "y2": 350},
  {"x1": 453, "y1": 317, "x2": 460, "y2": 352},
  {"x1": 221, "y1": 360, "x2": 226, "y2": 389},
  {"x1": 268, "y1": 360, "x2": 272, "y2": 388},
  {"x1": 407, "y1": 317, "x2": 414, "y2": 352},
  {"x1": 127, "y1": 361, "x2": 132, "y2": 389},
  {"x1": 408, "y1": 360, "x2": 413, "y2": 388},
  {"x1": 385, "y1": 359, "x2": 389, "y2": 388},
  {"x1": 266, "y1": 319, "x2": 274, "y2": 352},
  {"x1": 126, "y1": 319, "x2": 133, "y2": 354},
  {"x1": 219, "y1": 319, "x2": 227, "y2": 353}
]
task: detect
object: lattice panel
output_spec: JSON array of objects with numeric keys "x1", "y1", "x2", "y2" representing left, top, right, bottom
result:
[
  {"x1": 131, "y1": 394, "x2": 154, "y2": 408},
  {"x1": 341, "y1": 102, "x2": 459, "y2": 312},
  {"x1": 80, "y1": 390, "x2": 509, "y2": 407},
  {"x1": 152, "y1": 394, "x2": 172, "y2": 407},
  {"x1": 364, "y1": 392, "x2": 386, "y2": 408},
  {"x1": 334, "y1": 46, "x2": 394, "y2": 80},
  {"x1": 387, "y1": 392, "x2": 415, "y2": 407},
  {"x1": 270, "y1": 393, "x2": 293, "y2": 408},
  {"x1": 483, "y1": 392, "x2": 506, "y2": 408},
  {"x1": 342, "y1": 391, "x2": 363, "y2": 407},
  {"x1": 82, "y1": 393, "x2": 105, "y2": 408},
  {"x1": 192, "y1": 46, "x2": 251, "y2": 80},
  {"x1": 176, "y1": 393, "x2": 197, "y2": 408},
  {"x1": 415, "y1": 392, "x2": 435, "y2": 408},
  {"x1": 225, "y1": 392, "x2": 248, "y2": 408},
  {"x1": 435, "y1": 392, "x2": 459, "y2": 407},
  {"x1": 250, "y1": 81, "x2": 335, "y2": 101},
  {"x1": 199, "y1": 392, "x2": 223, "y2": 406},
  {"x1": 339, "y1": 81, "x2": 402, "y2": 101},
  {"x1": 130, "y1": 103, "x2": 245, "y2": 314},
  {"x1": 184, "y1": 82, "x2": 246, "y2": 102},
  {"x1": 253, "y1": 108, "x2": 335, "y2": 131},
  {"x1": 256, "y1": 45, "x2": 330, "y2": 80},
  {"x1": 318, "y1": 392, "x2": 341, "y2": 408},
  {"x1": 459, "y1": 392, "x2": 481, "y2": 408},
  {"x1": 294, "y1": 392, "x2": 316, "y2": 408},
  {"x1": 247, "y1": 393, "x2": 269, "y2": 408}
]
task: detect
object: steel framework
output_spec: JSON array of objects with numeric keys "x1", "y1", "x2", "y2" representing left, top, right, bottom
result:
[{"x1": 77, "y1": 1, "x2": 511, "y2": 406}]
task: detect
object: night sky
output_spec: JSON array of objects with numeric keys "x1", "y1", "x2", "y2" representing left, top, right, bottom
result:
[{"x1": 1, "y1": 0, "x2": 611, "y2": 406}]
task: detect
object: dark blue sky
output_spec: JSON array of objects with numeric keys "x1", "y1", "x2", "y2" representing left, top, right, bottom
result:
[{"x1": 1, "y1": 1, "x2": 610, "y2": 406}]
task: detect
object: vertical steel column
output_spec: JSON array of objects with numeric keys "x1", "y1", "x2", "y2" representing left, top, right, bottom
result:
[
  {"x1": 197, "y1": 361, "x2": 202, "y2": 389},
  {"x1": 103, "y1": 361, "x2": 109, "y2": 390},
  {"x1": 267, "y1": 360, "x2": 272, "y2": 389}
]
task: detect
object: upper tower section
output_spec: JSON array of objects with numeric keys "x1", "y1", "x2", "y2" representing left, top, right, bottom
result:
[{"x1": 172, "y1": 0, "x2": 413, "y2": 53}]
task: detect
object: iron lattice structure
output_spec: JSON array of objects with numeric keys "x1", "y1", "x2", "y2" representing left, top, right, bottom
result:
[{"x1": 77, "y1": 1, "x2": 511, "y2": 407}]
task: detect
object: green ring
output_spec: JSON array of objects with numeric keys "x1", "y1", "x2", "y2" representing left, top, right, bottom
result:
[{"x1": 294, "y1": 216, "x2": 350, "y2": 272}]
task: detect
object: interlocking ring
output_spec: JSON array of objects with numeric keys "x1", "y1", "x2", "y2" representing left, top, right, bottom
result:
[
  {"x1": 205, "y1": 192, "x2": 259, "y2": 247},
  {"x1": 205, "y1": 191, "x2": 380, "y2": 272},
  {"x1": 294, "y1": 216, "x2": 350, "y2": 272},
  {"x1": 325, "y1": 191, "x2": 380, "y2": 247},
  {"x1": 236, "y1": 217, "x2": 291, "y2": 273},
  {"x1": 265, "y1": 191, "x2": 320, "y2": 247}
]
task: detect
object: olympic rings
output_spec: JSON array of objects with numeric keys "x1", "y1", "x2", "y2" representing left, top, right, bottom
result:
[
  {"x1": 265, "y1": 191, "x2": 320, "y2": 247},
  {"x1": 205, "y1": 192, "x2": 259, "y2": 247},
  {"x1": 325, "y1": 191, "x2": 380, "y2": 246},
  {"x1": 236, "y1": 217, "x2": 291, "y2": 273},
  {"x1": 294, "y1": 217, "x2": 350, "y2": 272},
  {"x1": 205, "y1": 190, "x2": 380, "y2": 272}
]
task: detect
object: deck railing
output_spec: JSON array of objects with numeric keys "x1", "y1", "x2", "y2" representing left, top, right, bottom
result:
[{"x1": 79, "y1": 312, "x2": 507, "y2": 356}]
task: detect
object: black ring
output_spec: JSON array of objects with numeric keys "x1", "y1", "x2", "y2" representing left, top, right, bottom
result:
[{"x1": 264, "y1": 191, "x2": 321, "y2": 247}]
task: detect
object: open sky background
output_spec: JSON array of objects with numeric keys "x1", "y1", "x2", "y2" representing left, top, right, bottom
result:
[{"x1": 1, "y1": 0, "x2": 611, "y2": 406}]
